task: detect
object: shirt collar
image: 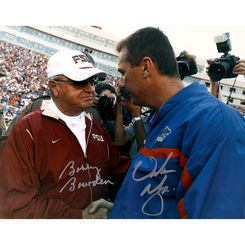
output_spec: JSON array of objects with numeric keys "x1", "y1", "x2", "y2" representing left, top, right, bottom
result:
[
  {"x1": 154, "y1": 83, "x2": 208, "y2": 123},
  {"x1": 48, "y1": 99, "x2": 85, "y2": 126}
]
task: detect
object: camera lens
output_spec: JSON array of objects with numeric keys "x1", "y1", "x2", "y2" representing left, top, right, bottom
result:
[{"x1": 208, "y1": 62, "x2": 230, "y2": 81}]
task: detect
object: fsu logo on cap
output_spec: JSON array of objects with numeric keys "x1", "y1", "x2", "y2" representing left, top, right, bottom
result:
[
  {"x1": 72, "y1": 54, "x2": 92, "y2": 64},
  {"x1": 157, "y1": 126, "x2": 171, "y2": 142}
]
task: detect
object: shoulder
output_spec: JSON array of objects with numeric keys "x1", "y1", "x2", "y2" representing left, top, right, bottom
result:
[
  {"x1": 13, "y1": 109, "x2": 44, "y2": 132},
  {"x1": 18, "y1": 96, "x2": 51, "y2": 116},
  {"x1": 187, "y1": 97, "x2": 245, "y2": 143},
  {"x1": 18, "y1": 103, "x2": 32, "y2": 116},
  {"x1": 20, "y1": 108, "x2": 43, "y2": 121}
]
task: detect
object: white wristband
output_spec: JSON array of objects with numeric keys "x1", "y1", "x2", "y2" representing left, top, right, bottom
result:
[{"x1": 132, "y1": 116, "x2": 141, "y2": 124}]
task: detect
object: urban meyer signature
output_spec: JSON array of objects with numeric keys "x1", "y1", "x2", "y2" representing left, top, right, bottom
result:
[{"x1": 132, "y1": 153, "x2": 176, "y2": 216}]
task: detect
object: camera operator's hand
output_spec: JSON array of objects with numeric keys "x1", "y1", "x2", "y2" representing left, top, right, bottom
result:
[
  {"x1": 120, "y1": 99, "x2": 141, "y2": 117},
  {"x1": 114, "y1": 83, "x2": 140, "y2": 116},
  {"x1": 232, "y1": 59, "x2": 245, "y2": 77},
  {"x1": 115, "y1": 84, "x2": 123, "y2": 102},
  {"x1": 206, "y1": 58, "x2": 214, "y2": 78},
  {"x1": 82, "y1": 198, "x2": 113, "y2": 219},
  {"x1": 206, "y1": 58, "x2": 214, "y2": 66}
]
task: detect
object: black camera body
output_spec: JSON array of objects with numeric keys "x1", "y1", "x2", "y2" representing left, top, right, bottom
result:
[
  {"x1": 208, "y1": 54, "x2": 240, "y2": 81},
  {"x1": 176, "y1": 50, "x2": 198, "y2": 80},
  {"x1": 97, "y1": 95, "x2": 115, "y2": 121},
  {"x1": 208, "y1": 32, "x2": 240, "y2": 81}
]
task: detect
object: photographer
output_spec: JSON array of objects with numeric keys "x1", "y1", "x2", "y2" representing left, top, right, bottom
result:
[
  {"x1": 206, "y1": 58, "x2": 245, "y2": 101},
  {"x1": 176, "y1": 51, "x2": 197, "y2": 80},
  {"x1": 93, "y1": 82, "x2": 132, "y2": 141},
  {"x1": 114, "y1": 85, "x2": 149, "y2": 160},
  {"x1": 206, "y1": 32, "x2": 244, "y2": 103},
  {"x1": 93, "y1": 82, "x2": 117, "y2": 140}
]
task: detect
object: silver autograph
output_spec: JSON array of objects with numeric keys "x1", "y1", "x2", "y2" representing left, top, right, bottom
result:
[
  {"x1": 59, "y1": 161, "x2": 113, "y2": 193},
  {"x1": 132, "y1": 153, "x2": 176, "y2": 216}
]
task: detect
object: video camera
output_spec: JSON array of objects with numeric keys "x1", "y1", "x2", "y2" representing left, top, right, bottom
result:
[
  {"x1": 176, "y1": 50, "x2": 198, "y2": 80},
  {"x1": 208, "y1": 32, "x2": 240, "y2": 81}
]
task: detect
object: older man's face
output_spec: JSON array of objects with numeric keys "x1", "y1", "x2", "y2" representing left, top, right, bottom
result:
[{"x1": 50, "y1": 75, "x2": 95, "y2": 116}]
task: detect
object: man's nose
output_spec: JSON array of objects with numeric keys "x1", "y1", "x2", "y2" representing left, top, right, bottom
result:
[{"x1": 84, "y1": 82, "x2": 94, "y2": 92}]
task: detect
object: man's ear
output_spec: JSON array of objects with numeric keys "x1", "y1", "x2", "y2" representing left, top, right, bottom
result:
[
  {"x1": 141, "y1": 57, "x2": 153, "y2": 79},
  {"x1": 48, "y1": 80, "x2": 59, "y2": 97}
]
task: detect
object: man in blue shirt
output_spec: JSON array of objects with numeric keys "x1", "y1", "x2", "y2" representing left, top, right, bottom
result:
[{"x1": 109, "y1": 27, "x2": 245, "y2": 219}]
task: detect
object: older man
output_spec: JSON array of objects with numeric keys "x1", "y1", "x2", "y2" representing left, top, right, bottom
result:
[{"x1": 0, "y1": 50, "x2": 129, "y2": 218}]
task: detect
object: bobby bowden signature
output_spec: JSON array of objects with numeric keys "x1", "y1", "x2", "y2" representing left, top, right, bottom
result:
[
  {"x1": 59, "y1": 161, "x2": 113, "y2": 193},
  {"x1": 132, "y1": 153, "x2": 176, "y2": 216}
]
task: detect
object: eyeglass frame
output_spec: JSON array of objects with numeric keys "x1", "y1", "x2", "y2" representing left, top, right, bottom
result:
[{"x1": 50, "y1": 75, "x2": 99, "y2": 86}]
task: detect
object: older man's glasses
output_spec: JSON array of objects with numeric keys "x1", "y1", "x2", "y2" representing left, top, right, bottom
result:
[{"x1": 54, "y1": 76, "x2": 98, "y2": 86}]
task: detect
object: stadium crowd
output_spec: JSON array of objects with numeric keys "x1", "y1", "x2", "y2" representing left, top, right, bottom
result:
[{"x1": 0, "y1": 40, "x2": 49, "y2": 110}]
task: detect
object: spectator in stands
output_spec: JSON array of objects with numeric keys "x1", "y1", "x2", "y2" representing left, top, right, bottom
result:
[
  {"x1": 109, "y1": 27, "x2": 245, "y2": 219},
  {"x1": 0, "y1": 50, "x2": 129, "y2": 219}
]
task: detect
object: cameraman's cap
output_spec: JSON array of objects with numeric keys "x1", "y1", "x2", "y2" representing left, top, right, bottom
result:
[{"x1": 47, "y1": 49, "x2": 106, "y2": 82}]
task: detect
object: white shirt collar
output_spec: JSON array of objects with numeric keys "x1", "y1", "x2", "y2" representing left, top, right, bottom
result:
[
  {"x1": 48, "y1": 99, "x2": 87, "y2": 153},
  {"x1": 48, "y1": 99, "x2": 85, "y2": 127}
]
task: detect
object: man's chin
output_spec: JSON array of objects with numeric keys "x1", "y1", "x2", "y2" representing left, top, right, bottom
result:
[
  {"x1": 78, "y1": 102, "x2": 93, "y2": 112},
  {"x1": 132, "y1": 97, "x2": 143, "y2": 107}
]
